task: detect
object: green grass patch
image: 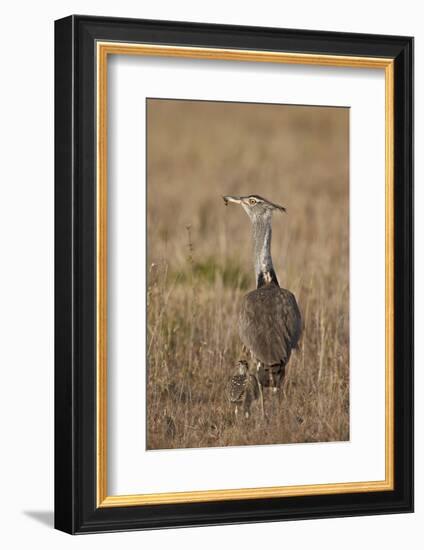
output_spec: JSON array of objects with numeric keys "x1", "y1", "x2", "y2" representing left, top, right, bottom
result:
[{"x1": 174, "y1": 258, "x2": 250, "y2": 290}]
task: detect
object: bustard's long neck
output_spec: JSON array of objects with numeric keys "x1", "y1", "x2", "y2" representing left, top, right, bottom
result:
[{"x1": 251, "y1": 214, "x2": 279, "y2": 288}]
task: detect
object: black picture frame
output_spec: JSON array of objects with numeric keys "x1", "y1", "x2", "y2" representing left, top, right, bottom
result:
[{"x1": 55, "y1": 14, "x2": 413, "y2": 534}]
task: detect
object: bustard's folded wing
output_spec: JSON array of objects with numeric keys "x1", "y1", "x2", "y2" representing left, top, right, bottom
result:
[{"x1": 239, "y1": 285, "x2": 302, "y2": 365}]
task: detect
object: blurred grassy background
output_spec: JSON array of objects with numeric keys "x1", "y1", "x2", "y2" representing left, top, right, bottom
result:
[{"x1": 146, "y1": 99, "x2": 349, "y2": 449}]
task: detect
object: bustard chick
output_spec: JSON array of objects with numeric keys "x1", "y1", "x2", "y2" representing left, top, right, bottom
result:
[{"x1": 226, "y1": 360, "x2": 259, "y2": 419}]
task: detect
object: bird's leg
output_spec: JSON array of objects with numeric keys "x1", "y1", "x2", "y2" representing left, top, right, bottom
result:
[
  {"x1": 243, "y1": 397, "x2": 251, "y2": 420},
  {"x1": 244, "y1": 383, "x2": 257, "y2": 420},
  {"x1": 266, "y1": 369, "x2": 278, "y2": 414},
  {"x1": 274, "y1": 365, "x2": 287, "y2": 411},
  {"x1": 256, "y1": 362, "x2": 265, "y2": 418},
  {"x1": 272, "y1": 371, "x2": 279, "y2": 394},
  {"x1": 269, "y1": 370, "x2": 276, "y2": 392},
  {"x1": 258, "y1": 383, "x2": 265, "y2": 419}
]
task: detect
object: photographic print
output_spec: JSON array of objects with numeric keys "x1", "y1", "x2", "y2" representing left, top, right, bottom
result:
[{"x1": 146, "y1": 98, "x2": 349, "y2": 450}]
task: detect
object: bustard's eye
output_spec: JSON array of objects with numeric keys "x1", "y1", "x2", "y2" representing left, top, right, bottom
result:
[{"x1": 249, "y1": 198, "x2": 257, "y2": 205}]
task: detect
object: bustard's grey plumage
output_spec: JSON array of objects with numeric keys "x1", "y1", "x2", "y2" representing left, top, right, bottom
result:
[
  {"x1": 223, "y1": 194, "x2": 302, "y2": 416},
  {"x1": 226, "y1": 360, "x2": 259, "y2": 418}
]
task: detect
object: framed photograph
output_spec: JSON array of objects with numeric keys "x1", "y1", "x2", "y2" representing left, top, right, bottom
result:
[{"x1": 54, "y1": 15, "x2": 413, "y2": 534}]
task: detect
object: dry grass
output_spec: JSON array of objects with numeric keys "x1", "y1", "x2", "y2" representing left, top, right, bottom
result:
[{"x1": 146, "y1": 99, "x2": 349, "y2": 450}]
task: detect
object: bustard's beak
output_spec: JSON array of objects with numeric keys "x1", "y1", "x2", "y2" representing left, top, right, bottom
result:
[{"x1": 223, "y1": 195, "x2": 241, "y2": 206}]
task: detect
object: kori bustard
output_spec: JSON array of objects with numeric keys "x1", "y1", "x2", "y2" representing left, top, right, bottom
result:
[{"x1": 223, "y1": 194, "x2": 302, "y2": 417}]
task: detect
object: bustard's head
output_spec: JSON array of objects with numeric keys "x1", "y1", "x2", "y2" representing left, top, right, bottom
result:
[
  {"x1": 223, "y1": 194, "x2": 286, "y2": 222},
  {"x1": 236, "y1": 360, "x2": 249, "y2": 375}
]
